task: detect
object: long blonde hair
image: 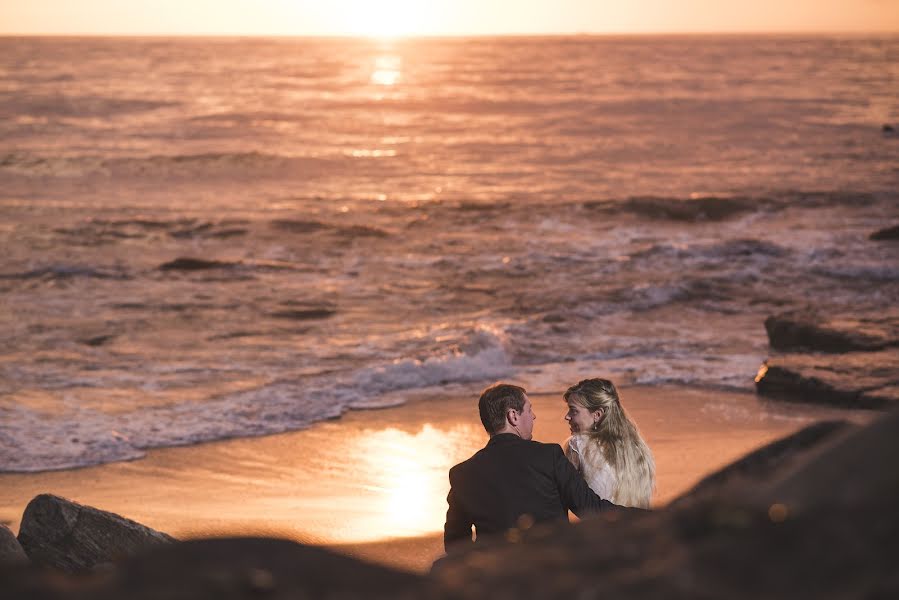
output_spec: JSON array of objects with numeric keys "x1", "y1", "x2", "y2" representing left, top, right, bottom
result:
[{"x1": 564, "y1": 378, "x2": 655, "y2": 507}]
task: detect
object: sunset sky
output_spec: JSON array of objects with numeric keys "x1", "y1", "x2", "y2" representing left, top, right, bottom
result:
[{"x1": 1, "y1": 0, "x2": 898, "y2": 36}]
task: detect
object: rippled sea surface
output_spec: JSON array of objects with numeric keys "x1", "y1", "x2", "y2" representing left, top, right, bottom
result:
[{"x1": 1, "y1": 35, "x2": 897, "y2": 471}]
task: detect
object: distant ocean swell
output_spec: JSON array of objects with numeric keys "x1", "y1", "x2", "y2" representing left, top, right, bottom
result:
[{"x1": 1, "y1": 36, "x2": 897, "y2": 473}]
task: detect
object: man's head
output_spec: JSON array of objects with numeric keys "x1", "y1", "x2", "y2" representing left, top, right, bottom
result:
[{"x1": 478, "y1": 383, "x2": 535, "y2": 440}]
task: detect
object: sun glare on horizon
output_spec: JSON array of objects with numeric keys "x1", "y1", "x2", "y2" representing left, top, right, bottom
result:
[{"x1": 340, "y1": 0, "x2": 433, "y2": 39}]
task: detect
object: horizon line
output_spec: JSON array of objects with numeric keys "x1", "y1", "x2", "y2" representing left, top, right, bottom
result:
[{"x1": 1, "y1": 29, "x2": 898, "y2": 40}]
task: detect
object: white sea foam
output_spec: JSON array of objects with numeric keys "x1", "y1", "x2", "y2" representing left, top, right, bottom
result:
[{"x1": 0, "y1": 327, "x2": 514, "y2": 472}]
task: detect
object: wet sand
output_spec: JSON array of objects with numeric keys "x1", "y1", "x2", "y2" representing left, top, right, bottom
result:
[{"x1": 0, "y1": 385, "x2": 873, "y2": 572}]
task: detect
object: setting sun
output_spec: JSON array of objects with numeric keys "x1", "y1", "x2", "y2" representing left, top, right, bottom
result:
[{"x1": 340, "y1": 0, "x2": 432, "y2": 38}]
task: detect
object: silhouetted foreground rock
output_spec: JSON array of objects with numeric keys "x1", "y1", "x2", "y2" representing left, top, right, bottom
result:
[
  {"x1": 2, "y1": 537, "x2": 425, "y2": 600},
  {"x1": 669, "y1": 419, "x2": 853, "y2": 508},
  {"x1": 4, "y1": 411, "x2": 898, "y2": 599},
  {"x1": 17, "y1": 494, "x2": 175, "y2": 573},
  {"x1": 1, "y1": 524, "x2": 28, "y2": 566}
]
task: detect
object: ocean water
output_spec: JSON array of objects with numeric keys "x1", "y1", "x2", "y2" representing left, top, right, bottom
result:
[{"x1": 1, "y1": 35, "x2": 897, "y2": 472}]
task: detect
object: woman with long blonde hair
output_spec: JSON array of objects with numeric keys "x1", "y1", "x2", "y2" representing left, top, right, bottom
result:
[{"x1": 562, "y1": 378, "x2": 655, "y2": 508}]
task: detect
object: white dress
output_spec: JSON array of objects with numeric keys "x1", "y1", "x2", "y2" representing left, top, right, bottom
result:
[{"x1": 563, "y1": 434, "x2": 618, "y2": 503}]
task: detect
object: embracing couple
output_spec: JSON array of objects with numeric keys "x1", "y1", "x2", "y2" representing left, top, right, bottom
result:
[{"x1": 444, "y1": 379, "x2": 654, "y2": 551}]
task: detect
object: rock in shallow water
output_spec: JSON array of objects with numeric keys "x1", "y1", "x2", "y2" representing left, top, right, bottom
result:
[
  {"x1": 17, "y1": 494, "x2": 175, "y2": 573},
  {"x1": 764, "y1": 311, "x2": 899, "y2": 353},
  {"x1": 755, "y1": 349, "x2": 899, "y2": 408},
  {"x1": 158, "y1": 257, "x2": 237, "y2": 271},
  {"x1": 870, "y1": 224, "x2": 899, "y2": 241}
]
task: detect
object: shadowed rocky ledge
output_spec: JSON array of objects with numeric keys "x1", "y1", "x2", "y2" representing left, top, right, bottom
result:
[
  {"x1": 756, "y1": 310, "x2": 899, "y2": 408},
  {"x1": 2, "y1": 409, "x2": 897, "y2": 599}
]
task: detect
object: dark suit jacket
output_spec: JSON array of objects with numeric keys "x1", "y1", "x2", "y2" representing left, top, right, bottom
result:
[{"x1": 444, "y1": 433, "x2": 616, "y2": 550}]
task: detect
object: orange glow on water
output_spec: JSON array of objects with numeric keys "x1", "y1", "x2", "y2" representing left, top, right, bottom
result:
[
  {"x1": 370, "y1": 55, "x2": 402, "y2": 86},
  {"x1": 332, "y1": 423, "x2": 483, "y2": 541}
]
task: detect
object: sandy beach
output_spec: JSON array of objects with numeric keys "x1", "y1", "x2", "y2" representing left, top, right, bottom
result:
[{"x1": 0, "y1": 385, "x2": 874, "y2": 572}]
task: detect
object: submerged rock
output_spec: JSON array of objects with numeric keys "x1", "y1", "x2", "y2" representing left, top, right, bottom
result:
[
  {"x1": 764, "y1": 311, "x2": 899, "y2": 353},
  {"x1": 0, "y1": 524, "x2": 28, "y2": 566},
  {"x1": 158, "y1": 257, "x2": 237, "y2": 271},
  {"x1": 588, "y1": 195, "x2": 759, "y2": 222},
  {"x1": 269, "y1": 308, "x2": 337, "y2": 320},
  {"x1": 870, "y1": 224, "x2": 899, "y2": 241},
  {"x1": 80, "y1": 334, "x2": 116, "y2": 346},
  {"x1": 17, "y1": 494, "x2": 175, "y2": 573}
]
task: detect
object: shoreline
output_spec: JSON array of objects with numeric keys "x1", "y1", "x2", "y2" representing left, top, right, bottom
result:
[{"x1": 0, "y1": 384, "x2": 874, "y2": 572}]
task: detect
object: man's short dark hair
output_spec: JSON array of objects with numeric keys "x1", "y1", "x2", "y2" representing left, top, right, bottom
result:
[{"x1": 478, "y1": 383, "x2": 527, "y2": 434}]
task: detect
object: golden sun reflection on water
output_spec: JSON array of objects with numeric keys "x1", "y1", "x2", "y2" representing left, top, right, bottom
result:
[
  {"x1": 371, "y1": 55, "x2": 402, "y2": 86},
  {"x1": 338, "y1": 423, "x2": 482, "y2": 541}
]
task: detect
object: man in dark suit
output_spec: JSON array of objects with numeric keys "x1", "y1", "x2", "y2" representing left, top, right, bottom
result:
[{"x1": 444, "y1": 383, "x2": 619, "y2": 551}]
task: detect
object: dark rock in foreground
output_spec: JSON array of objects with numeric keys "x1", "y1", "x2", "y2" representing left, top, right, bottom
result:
[
  {"x1": 17, "y1": 494, "x2": 175, "y2": 573},
  {"x1": 764, "y1": 311, "x2": 899, "y2": 353},
  {"x1": 158, "y1": 257, "x2": 237, "y2": 271},
  {"x1": 669, "y1": 419, "x2": 853, "y2": 508},
  {"x1": 755, "y1": 349, "x2": 899, "y2": 408},
  {"x1": 2, "y1": 537, "x2": 424, "y2": 600},
  {"x1": 870, "y1": 224, "x2": 899, "y2": 241},
  {"x1": 0, "y1": 524, "x2": 28, "y2": 566}
]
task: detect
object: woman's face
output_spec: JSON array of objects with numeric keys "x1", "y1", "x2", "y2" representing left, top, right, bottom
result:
[{"x1": 564, "y1": 400, "x2": 601, "y2": 434}]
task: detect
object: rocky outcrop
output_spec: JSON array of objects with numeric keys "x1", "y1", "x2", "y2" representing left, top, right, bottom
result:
[
  {"x1": 0, "y1": 524, "x2": 28, "y2": 566},
  {"x1": 755, "y1": 349, "x2": 899, "y2": 409},
  {"x1": 17, "y1": 494, "x2": 175, "y2": 573},
  {"x1": 764, "y1": 311, "x2": 899, "y2": 353},
  {"x1": 756, "y1": 310, "x2": 899, "y2": 408}
]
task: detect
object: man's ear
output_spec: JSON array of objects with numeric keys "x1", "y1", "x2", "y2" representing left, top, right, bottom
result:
[{"x1": 507, "y1": 408, "x2": 519, "y2": 427}]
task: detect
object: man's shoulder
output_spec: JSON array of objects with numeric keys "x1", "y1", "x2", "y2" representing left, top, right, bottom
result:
[
  {"x1": 450, "y1": 437, "x2": 564, "y2": 470},
  {"x1": 495, "y1": 437, "x2": 566, "y2": 461},
  {"x1": 520, "y1": 438, "x2": 564, "y2": 453},
  {"x1": 449, "y1": 447, "x2": 485, "y2": 476}
]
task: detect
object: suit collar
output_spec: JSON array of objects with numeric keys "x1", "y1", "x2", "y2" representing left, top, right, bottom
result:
[{"x1": 487, "y1": 433, "x2": 523, "y2": 446}]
